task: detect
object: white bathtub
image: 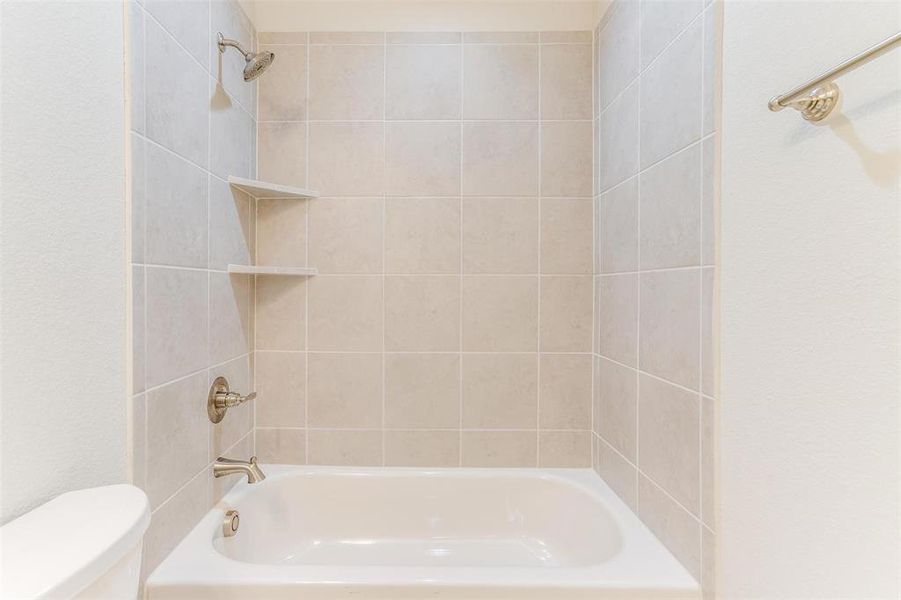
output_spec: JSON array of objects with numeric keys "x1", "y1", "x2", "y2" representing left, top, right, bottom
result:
[{"x1": 146, "y1": 466, "x2": 697, "y2": 599}]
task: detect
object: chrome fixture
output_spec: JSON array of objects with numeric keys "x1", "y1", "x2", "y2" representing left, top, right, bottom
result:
[
  {"x1": 769, "y1": 31, "x2": 901, "y2": 122},
  {"x1": 223, "y1": 510, "x2": 240, "y2": 537},
  {"x1": 217, "y1": 32, "x2": 274, "y2": 82},
  {"x1": 208, "y1": 376, "x2": 257, "y2": 424},
  {"x1": 213, "y1": 456, "x2": 266, "y2": 484}
]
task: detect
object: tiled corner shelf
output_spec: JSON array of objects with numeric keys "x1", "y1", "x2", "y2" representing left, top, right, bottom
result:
[
  {"x1": 228, "y1": 265, "x2": 318, "y2": 276},
  {"x1": 227, "y1": 176, "x2": 318, "y2": 199}
]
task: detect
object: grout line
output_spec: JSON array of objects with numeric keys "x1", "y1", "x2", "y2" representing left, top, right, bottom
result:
[
  {"x1": 536, "y1": 40, "x2": 543, "y2": 468},
  {"x1": 304, "y1": 30, "x2": 311, "y2": 465},
  {"x1": 381, "y1": 31, "x2": 388, "y2": 467},
  {"x1": 458, "y1": 37, "x2": 465, "y2": 468}
]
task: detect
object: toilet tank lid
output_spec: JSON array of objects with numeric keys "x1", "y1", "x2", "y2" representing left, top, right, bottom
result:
[{"x1": 0, "y1": 484, "x2": 151, "y2": 599}]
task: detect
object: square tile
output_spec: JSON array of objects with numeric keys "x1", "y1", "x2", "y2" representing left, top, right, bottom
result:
[
  {"x1": 309, "y1": 123, "x2": 385, "y2": 196},
  {"x1": 540, "y1": 276, "x2": 593, "y2": 352},
  {"x1": 385, "y1": 353, "x2": 460, "y2": 428},
  {"x1": 539, "y1": 431, "x2": 591, "y2": 467},
  {"x1": 462, "y1": 123, "x2": 539, "y2": 196},
  {"x1": 539, "y1": 354, "x2": 591, "y2": 429},
  {"x1": 385, "y1": 431, "x2": 459, "y2": 467},
  {"x1": 259, "y1": 43, "x2": 307, "y2": 121},
  {"x1": 307, "y1": 430, "x2": 382, "y2": 466},
  {"x1": 308, "y1": 353, "x2": 382, "y2": 428},
  {"x1": 462, "y1": 431, "x2": 537, "y2": 467},
  {"x1": 146, "y1": 267, "x2": 208, "y2": 387},
  {"x1": 258, "y1": 121, "x2": 307, "y2": 187},
  {"x1": 596, "y1": 0, "x2": 639, "y2": 110},
  {"x1": 256, "y1": 428, "x2": 306, "y2": 464},
  {"x1": 386, "y1": 123, "x2": 461, "y2": 196},
  {"x1": 387, "y1": 44, "x2": 461, "y2": 119},
  {"x1": 385, "y1": 276, "x2": 461, "y2": 351},
  {"x1": 308, "y1": 276, "x2": 383, "y2": 351},
  {"x1": 462, "y1": 198, "x2": 539, "y2": 274},
  {"x1": 540, "y1": 121, "x2": 593, "y2": 197},
  {"x1": 256, "y1": 198, "x2": 307, "y2": 268},
  {"x1": 598, "y1": 178, "x2": 639, "y2": 273},
  {"x1": 386, "y1": 198, "x2": 461, "y2": 274},
  {"x1": 540, "y1": 198, "x2": 593, "y2": 274},
  {"x1": 309, "y1": 44, "x2": 385, "y2": 119},
  {"x1": 597, "y1": 274, "x2": 638, "y2": 366},
  {"x1": 462, "y1": 276, "x2": 539, "y2": 351},
  {"x1": 599, "y1": 81, "x2": 639, "y2": 191},
  {"x1": 639, "y1": 269, "x2": 700, "y2": 390},
  {"x1": 540, "y1": 43, "x2": 592, "y2": 120},
  {"x1": 255, "y1": 276, "x2": 306, "y2": 351},
  {"x1": 255, "y1": 351, "x2": 305, "y2": 427},
  {"x1": 463, "y1": 44, "x2": 538, "y2": 119},
  {"x1": 596, "y1": 357, "x2": 637, "y2": 460},
  {"x1": 309, "y1": 197, "x2": 383, "y2": 273},
  {"x1": 462, "y1": 353, "x2": 538, "y2": 429}
]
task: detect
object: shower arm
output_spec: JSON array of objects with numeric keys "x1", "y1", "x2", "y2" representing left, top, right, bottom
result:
[{"x1": 217, "y1": 32, "x2": 252, "y2": 59}]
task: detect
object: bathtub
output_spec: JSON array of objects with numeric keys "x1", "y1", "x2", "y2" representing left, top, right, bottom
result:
[{"x1": 146, "y1": 466, "x2": 697, "y2": 599}]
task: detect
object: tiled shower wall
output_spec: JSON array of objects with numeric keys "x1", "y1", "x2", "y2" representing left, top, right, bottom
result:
[
  {"x1": 590, "y1": 0, "x2": 719, "y2": 594},
  {"x1": 252, "y1": 31, "x2": 595, "y2": 467},
  {"x1": 128, "y1": 0, "x2": 257, "y2": 576}
]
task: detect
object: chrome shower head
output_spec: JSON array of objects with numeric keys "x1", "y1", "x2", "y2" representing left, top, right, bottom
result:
[{"x1": 217, "y1": 32, "x2": 275, "y2": 82}]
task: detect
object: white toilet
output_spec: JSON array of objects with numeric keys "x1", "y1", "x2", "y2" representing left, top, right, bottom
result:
[{"x1": 0, "y1": 484, "x2": 150, "y2": 599}]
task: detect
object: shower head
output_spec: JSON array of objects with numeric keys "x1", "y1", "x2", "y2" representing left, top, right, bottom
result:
[{"x1": 217, "y1": 32, "x2": 275, "y2": 82}]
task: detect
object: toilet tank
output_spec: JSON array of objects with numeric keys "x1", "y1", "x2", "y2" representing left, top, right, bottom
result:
[{"x1": 0, "y1": 484, "x2": 151, "y2": 599}]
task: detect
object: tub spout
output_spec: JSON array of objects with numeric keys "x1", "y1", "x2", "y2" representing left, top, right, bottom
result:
[{"x1": 213, "y1": 456, "x2": 266, "y2": 484}]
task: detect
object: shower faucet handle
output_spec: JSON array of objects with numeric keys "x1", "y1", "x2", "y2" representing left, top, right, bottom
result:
[{"x1": 207, "y1": 376, "x2": 256, "y2": 423}]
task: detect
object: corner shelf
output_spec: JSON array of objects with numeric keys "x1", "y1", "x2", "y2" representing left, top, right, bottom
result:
[
  {"x1": 227, "y1": 176, "x2": 318, "y2": 199},
  {"x1": 228, "y1": 265, "x2": 318, "y2": 276}
]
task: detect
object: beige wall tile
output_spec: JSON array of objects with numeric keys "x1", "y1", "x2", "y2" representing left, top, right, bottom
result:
[
  {"x1": 540, "y1": 198, "x2": 593, "y2": 274},
  {"x1": 386, "y1": 123, "x2": 461, "y2": 196},
  {"x1": 597, "y1": 273, "x2": 638, "y2": 366},
  {"x1": 701, "y1": 395, "x2": 715, "y2": 527},
  {"x1": 462, "y1": 431, "x2": 537, "y2": 467},
  {"x1": 308, "y1": 353, "x2": 382, "y2": 428},
  {"x1": 638, "y1": 475, "x2": 701, "y2": 579},
  {"x1": 388, "y1": 32, "x2": 462, "y2": 44},
  {"x1": 256, "y1": 198, "x2": 307, "y2": 267},
  {"x1": 260, "y1": 32, "x2": 307, "y2": 44},
  {"x1": 639, "y1": 269, "x2": 700, "y2": 390},
  {"x1": 462, "y1": 276, "x2": 539, "y2": 351},
  {"x1": 640, "y1": 19, "x2": 702, "y2": 168},
  {"x1": 462, "y1": 198, "x2": 539, "y2": 274},
  {"x1": 209, "y1": 356, "x2": 253, "y2": 458},
  {"x1": 702, "y1": 136, "x2": 716, "y2": 266},
  {"x1": 307, "y1": 429, "x2": 382, "y2": 466},
  {"x1": 463, "y1": 32, "x2": 538, "y2": 44},
  {"x1": 308, "y1": 44, "x2": 384, "y2": 120},
  {"x1": 638, "y1": 374, "x2": 700, "y2": 514},
  {"x1": 255, "y1": 351, "x2": 305, "y2": 427},
  {"x1": 462, "y1": 44, "x2": 538, "y2": 119},
  {"x1": 640, "y1": 145, "x2": 701, "y2": 269},
  {"x1": 209, "y1": 82, "x2": 254, "y2": 180},
  {"x1": 146, "y1": 144, "x2": 209, "y2": 268},
  {"x1": 596, "y1": 438, "x2": 638, "y2": 510},
  {"x1": 462, "y1": 123, "x2": 539, "y2": 196},
  {"x1": 385, "y1": 353, "x2": 460, "y2": 428},
  {"x1": 540, "y1": 31, "x2": 592, "y2": 43},
  {"x1": 539, "y1": 354, "x2": 591, "y2": 429},
  {"x1": 255, "y1": 276, "x2": 306, "y2": 351},
  {"x1": 640, "y1": 0, "x2": 703, "y2": 69},
  {"x1": 702, "y1": 525, "x2": 716, "y2": 600},
  {"x1": 599, "y1": 80, "x2": 639, "y2": 192},
  {"x1": 462, "y1": 353, "x2": 538, "y2": 429},
  {"x1": 145, "y1": 19, "x2": 209, "y2": 168},
  {"x1": 308, "y1": 276, "x2": 383, "y2": 351},
  {"x1": 540, "y1": 276, "x2": 592, "y2": 352},
  {"x1": 309, "y1": 197, "x2": 383, "y2": 273},
  {"x1": 209, "y1": 178, "x2": 254, "y2": 271},
  {"x1": 540, "y1": 43, "x2": 592, "y2": 119},
  {"x1": 702, "y1": 267, "x2": 715, "y2": 396},
  {"x1": 386, "y1": 198, "x2": 461, "y2": 274},
  {"x1": 541, "y1": 121, "x2": 593, "y2": 197},
  {"x1": 598, "y1": 178, "x2": 639, "y2": 273},
  {"x1": 596, "y1": 0, "x2": 639, "y2": 110},
  {"x1": 385, "y1": 276, "x2": 461, "y2": 351},
  {"x1": 385, "y1": 430, "x2": 459, "y2": 467},
  {"x1": 310, "y1": 31, "x2": 385, "y2": 44},
  {"x1": 255, "y1": 428, "x2": 306, "y2": 464},
  {"x1": 596, "y1": 357, "x2": 637, "y2": 461},
  {"x1": 146, "y1": 372, "x2": 209, "y2": 508},
  {"x1": 146, "y1": 267, "x2": 209, "y2": 387},
  {"x1": 258, "y1": 121, "x2": 307, "y2": 187},
  {"x1": 539, "y1": 431, "x2": 590, "y2": 467},
  {"x1": 133, "y1": 267, "x2": 145, "y2": 394},
  {"x1": 259, "y1": 43, "x2": 307, "y2": 121},
  {"x1": 208, "y1": 272, "x2": 252, "y2": 365},
  {"x1": 386, "y1": 44, "x2": 461, "y2": 119},
  {"x1": 309, "y1": 123, "x2": 385, "y2": 196},
  {"x1": 141, "y1": 468, "x2": 209, "y2": 577}
]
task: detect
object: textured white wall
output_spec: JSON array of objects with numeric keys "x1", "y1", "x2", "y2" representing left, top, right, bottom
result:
[
  {"x1": 719, "y1": 1, "x2": 900, "y2": 597},
  {"x1": 248, "y1": 0, "x2": 608, "y2": 32},
  {"x1": 0, "y1": 1, "x2": 127, "y2": 524}
]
